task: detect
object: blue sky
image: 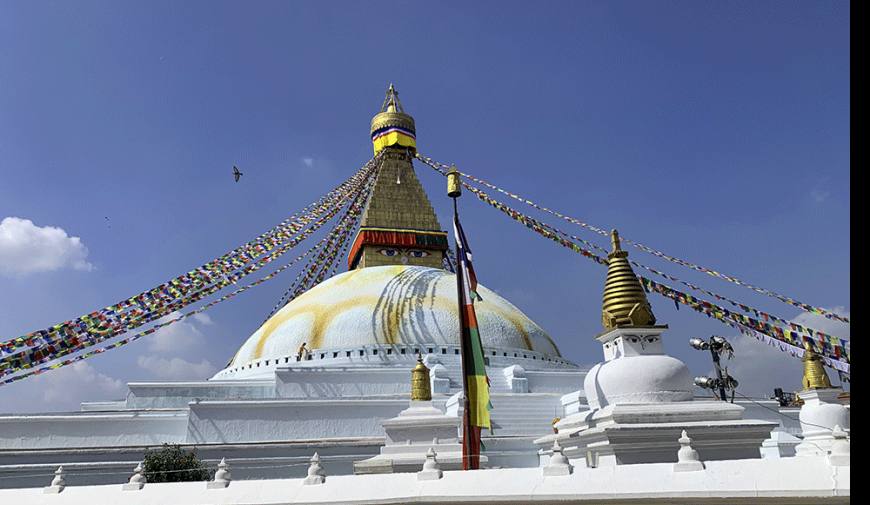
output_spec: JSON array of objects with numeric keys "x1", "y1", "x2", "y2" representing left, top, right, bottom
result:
[{"x1": 0, "y1": 1, "x2": 849, "y2": 412}]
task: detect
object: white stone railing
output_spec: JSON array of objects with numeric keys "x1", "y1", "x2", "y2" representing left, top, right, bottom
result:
[{"x1": 214, "y1": 343, "x2": 578, "y2": 380}]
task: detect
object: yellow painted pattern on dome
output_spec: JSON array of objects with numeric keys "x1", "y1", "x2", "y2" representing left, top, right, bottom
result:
[
  {"x1": 239, "y1": 266, "x2": 553, "y2": 367},
  {"x1": 489, "y1": 307, "x2": 533, "y2": 351},
  {"x1": 253, "y1": 294, "x2": 462, "y2": 358},
  {"x1": 249, "y1": 267, "x2": 399, "y2": 359}
]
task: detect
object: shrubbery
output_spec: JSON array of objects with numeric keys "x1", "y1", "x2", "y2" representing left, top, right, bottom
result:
[{"x1": 142, "y1": 443, "x2": 210, "y2": 482}]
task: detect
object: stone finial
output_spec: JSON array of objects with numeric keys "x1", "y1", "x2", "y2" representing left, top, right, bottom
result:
[
  {"x1": 674, "y1": 430, "x2": 705, "y2": 472},
  {"x1": 827, "y1": 425, "x2": 850, "y2": 466},
  {"x1": 303, "y1": 452, "x2": 326, "y2": 485},
  {"x1": 417, "y1": 447, "x2": 443, "y2": 481},
  {"x1": 44, "y1": 465, "x2": 66, "y2": 494},
  {"x1": 207, "y1": 457, "x2": 232, "y2": 489},
  {"x1": 122, "y1": 461, "x2": 147, "y2": 491},
  {"x1": 542, "y1": 440, "x2": 573, "y2": 476}
]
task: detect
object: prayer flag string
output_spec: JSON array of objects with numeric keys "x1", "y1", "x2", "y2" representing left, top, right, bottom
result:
[
  {"x1": 0, "y1": 154, "x2": 383, "y2": 378},
  {"x1": 416, "y1": 153, "x2": 849, "y2": 324},
  {"x1": 419, "y1": 158, "x2": 849, "y2": 372},
  {"x1": 0, "y1": 160, "x2": 380, "y2": 385}
]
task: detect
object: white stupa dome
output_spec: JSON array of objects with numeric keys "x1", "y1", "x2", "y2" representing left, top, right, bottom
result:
[
  {"x1": 583, "y1": 354, "x2": 693, "y2": 409},
  {"x1": 223, "y1": 265, "x2": 562, "y2": 373}
]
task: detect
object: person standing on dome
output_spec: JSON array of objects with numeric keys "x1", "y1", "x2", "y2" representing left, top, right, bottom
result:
[{"x1": 296, "y1": 342, "x2": 310, "y2": 361}]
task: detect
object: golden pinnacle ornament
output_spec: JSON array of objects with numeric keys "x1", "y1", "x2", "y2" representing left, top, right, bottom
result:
[
  {"x1": 447, "y1": 165, "x2": 462, "y2": 198},
  {"x1": 411, "y1": 356, "x2": 432, "y2": 401},
  {"x1": 601, "y1": 229, "x2": 657, "y2": 329},
  {"x1": 801, "y1": 341, "x2": 833, "y2": 390}
]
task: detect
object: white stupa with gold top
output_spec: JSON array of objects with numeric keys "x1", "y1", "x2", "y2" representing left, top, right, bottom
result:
[
  {"x1": 0, "y1": 87, "x2": 848, "y2": 502},
  {"x1": 534, "y1": 230, "x2": 778, "y2": 467},
  {"x1": 0, "y1": 86, "x2": 586, "y2": 487},
  {"x1": 216, "y1": 85, "x2": 564, "y2": 381}
]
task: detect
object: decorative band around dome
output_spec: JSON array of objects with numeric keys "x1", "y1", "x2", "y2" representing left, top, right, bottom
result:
[
  {"x1": 371, "y1": 123, "x2": 417, "y2": 154},
  {"x1": 370, "y1": 85, "x2": 417, "y2": 154},
  {"x1": 348, "y1": 228, "x2": 448, "y2": 269}
]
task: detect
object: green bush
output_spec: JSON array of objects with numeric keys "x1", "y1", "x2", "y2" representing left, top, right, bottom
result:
[{"x1": 142, "y1": 444, "x2": 210, "y2": 483}]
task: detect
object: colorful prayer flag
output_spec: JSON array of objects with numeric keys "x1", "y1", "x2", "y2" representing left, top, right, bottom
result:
[{"x1": 453, "y1": 209, "x2": 492, "y2": 470}]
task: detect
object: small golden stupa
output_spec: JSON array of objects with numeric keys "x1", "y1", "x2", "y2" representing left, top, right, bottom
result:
[
  {"x1": 601, "y1": 229, "x2": 656, "y2": 329},
  {"x1": 410, "y1": 356, "x2": 432, "y2": 401},
  {"x1": 801, "y1": 341, "x2": 833, "y2": 390}
]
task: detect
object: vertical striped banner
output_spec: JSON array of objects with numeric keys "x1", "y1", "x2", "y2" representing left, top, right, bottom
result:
[{"x1": 453, "y1": 207, "x2": 492, "y2": 470}]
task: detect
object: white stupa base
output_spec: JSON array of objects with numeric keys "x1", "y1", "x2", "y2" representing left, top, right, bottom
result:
[
  {"x1": 536, "y1": 401, "x2": 776, "y2": 467},
  {"x1": 560, "y1": 390, "x2": 588, "y2": 416},
  {"x1": 794, "y1": 388, "x2": 850, "y2": 457},
  {"x1": 354, "y1": 400, "x2": 486, "y2": 474},
  {"x1": 760, "y1": 430, "x2": 801, "y2": 458}
]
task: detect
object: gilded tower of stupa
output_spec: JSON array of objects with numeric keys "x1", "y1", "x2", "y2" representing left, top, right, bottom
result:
[
  {"x1": 601, "y1": 229, "x2": 657, "y2": 329},
  {"x1": 347, "y1": 85, "x2": 449, "y2": 270}
]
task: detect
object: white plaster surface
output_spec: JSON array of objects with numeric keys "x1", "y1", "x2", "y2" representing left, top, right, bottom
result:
[
  {"x1": 585, "y1": 327, "x2": 693, "y2": 409},
  {"x1": 0, "y1": 411, "x2": 188, "y2": 449},
  {"x1": 354, "y1": 400, "x2": 462, "y2": 474},
  {"x1": 796, "y1": 388, "x2": 851, "y2": 457},
  {"x1": 185, "y1": 399, "x2": 410, "y2": 443},
  {"x1": 0, "y1": 453, "x2": 848, "y2": 504},
  {"x1": 274, "y1": 367, "x2": 411, "y2": 397}
]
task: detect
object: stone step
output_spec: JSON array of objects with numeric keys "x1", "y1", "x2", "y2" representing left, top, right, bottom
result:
[{"x1": 445, "y1": 392, "x2": 563, "y2": 437}]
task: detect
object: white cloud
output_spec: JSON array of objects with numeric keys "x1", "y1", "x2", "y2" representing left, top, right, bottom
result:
[
  {"x1": 302, "y1": 157, "x2": 315, "y2": 168},
  {"x1": 147, "y1": 311, "x2": 207, "y2": 354},
  {"x1": 0, "y1": 362, "x2": 125, "y2": 413},
  {"x1": 192, "y1": 313, "x2": 214, "y2": 325},
  {"x1": 0, "y1": 217, "x2": 94, "y2": 276},
  {"x1": 723, "y1": 307, "x2": 850, "y2": 398},
  {"x1": 791, "y1": 306, "x2": 850, "y2": 337},
  {"x1": 136, "y1": 311, "x2": 219, "y2": 379},
  {"x1": 136, "y1": 355, "x2": 218, "y2": 380}
]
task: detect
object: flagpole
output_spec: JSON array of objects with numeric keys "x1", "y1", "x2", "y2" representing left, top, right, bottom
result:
[{"x1": 449, "y1": 167, "x2": 474, "y2": 470}]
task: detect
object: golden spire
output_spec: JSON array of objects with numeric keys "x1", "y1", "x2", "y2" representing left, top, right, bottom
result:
[
  {"x1": 371, "y1": 84, "x2": 416, "y2": 155},
  {"x1": 601, "y1": 229, "x2": 656, "y2": 329},
  {"x1": 349, "y1": 86, "x2": 448, "y2": 270},
  {"x1": 410, "y1": 355, "x2": 432, "y2": 401},
  {"x1": 801, "y1": 341, "x2": 833, "y2": 390},
  {"x1": 382, "y1": 83, "x2": 403, "y2": 113}
]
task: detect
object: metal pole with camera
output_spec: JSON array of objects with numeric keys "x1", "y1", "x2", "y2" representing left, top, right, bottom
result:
[{"x1": 689, "y1": 336, "x2": 737, "y2": 402}]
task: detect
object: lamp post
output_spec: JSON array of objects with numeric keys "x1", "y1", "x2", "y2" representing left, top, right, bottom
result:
[{"x1": 689, "y1": 336, "x2": 736, "y2": 402}]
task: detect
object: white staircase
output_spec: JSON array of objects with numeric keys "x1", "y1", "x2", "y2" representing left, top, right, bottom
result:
[{"x1": 444, "y1": 393, "x2": 563, "y2": 437}]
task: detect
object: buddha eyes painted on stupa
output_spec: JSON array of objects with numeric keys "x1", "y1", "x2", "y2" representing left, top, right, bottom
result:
[{"x1": 377, "y1": 248, "x2": 431, "y2": 258}]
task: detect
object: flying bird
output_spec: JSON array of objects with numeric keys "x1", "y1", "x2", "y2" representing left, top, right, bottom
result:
[{"x1": 233, "y1": 165, "x2": 243, "y2": 183}]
